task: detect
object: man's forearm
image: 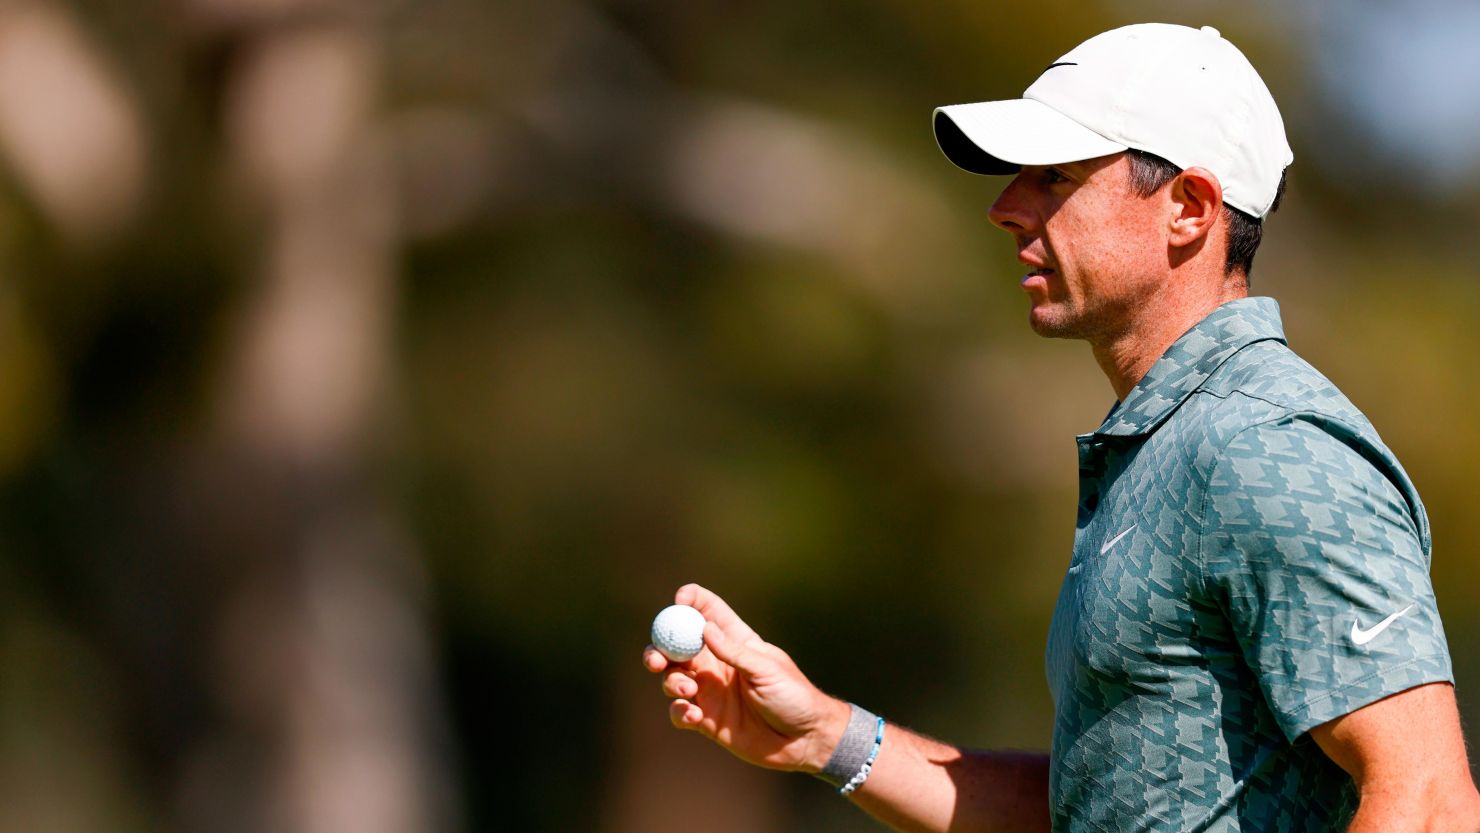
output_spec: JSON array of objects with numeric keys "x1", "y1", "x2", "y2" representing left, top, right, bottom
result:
[
  {"x1": 845, "y1": 725, "x2": 1050, "y2": 833},
  {"x1": 1343, "y1": 783, "x2": 1480, "y2": 833}
]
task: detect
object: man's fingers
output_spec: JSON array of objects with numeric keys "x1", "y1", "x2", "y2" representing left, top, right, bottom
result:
[
  {"x1": 669, "y1": 699, "x2": 704, "y2": 729},
  {"x1": 675, "y1": 583, "x2": 760, "y2": 644},
  {"x1": 641, "y1": 645, "x2": 668, "y2": 673},
  {"x1": 662, "y1": 669, "x2": 697, "y2": 699}
]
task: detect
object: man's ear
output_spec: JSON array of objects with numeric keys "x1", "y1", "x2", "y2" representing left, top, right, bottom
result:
[{"x1": 1168, "y1": 166, "x2": 1224, "y2": 248}]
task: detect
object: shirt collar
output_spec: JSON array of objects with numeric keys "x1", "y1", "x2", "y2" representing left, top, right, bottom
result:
[{"x1": 1093, "y1": 297, "x2": 1287, "y2": 437}]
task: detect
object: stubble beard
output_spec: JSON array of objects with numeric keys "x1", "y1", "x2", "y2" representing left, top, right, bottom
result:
[
  {"x1": 1027, "y1": 295, "x2": 1126, "y2": 344},
  {"x1": 1028, "y1": 300, "x2": 1094, "y2": 341}
]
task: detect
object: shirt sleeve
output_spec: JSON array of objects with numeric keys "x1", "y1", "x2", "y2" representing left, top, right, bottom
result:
[{"x1": 1199, "y1": 415, "x2": 1453, "y2": 742}]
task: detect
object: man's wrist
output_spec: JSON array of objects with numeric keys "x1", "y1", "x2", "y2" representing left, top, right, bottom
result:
[
  {"x1": 813, "y1": 702, "x2": 883, "y2": 787},
  {"x1": 802, "y1": 696, "x2": 855, "y2": 775}
]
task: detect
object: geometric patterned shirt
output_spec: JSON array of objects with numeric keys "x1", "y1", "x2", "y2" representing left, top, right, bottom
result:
[{"x1": 1046, "y1": 297, "x2": 1453, "y2": 832}]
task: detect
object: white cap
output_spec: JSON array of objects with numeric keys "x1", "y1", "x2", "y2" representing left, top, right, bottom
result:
[{"x1": 934, "y1": 24, "x2": 1293, "y2": 218}]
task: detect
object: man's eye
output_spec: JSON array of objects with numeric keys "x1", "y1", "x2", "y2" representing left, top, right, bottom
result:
[{"x1": 1044, "y1": 167, "x2": 1068, "y2": 184}]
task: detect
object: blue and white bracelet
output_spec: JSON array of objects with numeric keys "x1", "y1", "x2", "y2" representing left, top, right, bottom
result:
[
  {"x1": 839, "y1": 715, "x2": 885, "y2": 795},
  {"x1": 817, "y1": 704, "x2": 886, "y2": 795}
]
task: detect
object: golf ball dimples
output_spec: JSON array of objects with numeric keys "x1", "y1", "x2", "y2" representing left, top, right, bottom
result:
[{"x1": 652, "y1": 604, "x2": 706, "y2": 662}]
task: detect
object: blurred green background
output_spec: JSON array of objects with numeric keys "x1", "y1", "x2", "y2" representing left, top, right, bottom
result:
[{"x1": 0, "y1": 0, "x2": 1475, "y2": 831}]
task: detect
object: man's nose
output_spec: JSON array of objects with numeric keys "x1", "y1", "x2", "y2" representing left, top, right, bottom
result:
[{"x1": 988, "y1": 171, "x2": 1035, "y2": 234}]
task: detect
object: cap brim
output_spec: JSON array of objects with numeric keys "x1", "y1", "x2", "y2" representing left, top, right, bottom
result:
[{"x1": 933, "y1": 99, "x2": 1127, "y2": 174}]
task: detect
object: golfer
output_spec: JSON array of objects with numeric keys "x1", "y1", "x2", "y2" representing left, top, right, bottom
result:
[{"x1": 644, "y1": 23, "x2": 1480, "y2": 832}]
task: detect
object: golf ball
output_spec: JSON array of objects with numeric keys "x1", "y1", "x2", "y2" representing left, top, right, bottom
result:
[{"x1": 651, "y1": 604, "x2": 707, "y2": 662}]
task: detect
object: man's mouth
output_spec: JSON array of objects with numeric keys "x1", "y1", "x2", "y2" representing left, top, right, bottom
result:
[{"x1": 1021, "y1": 266, "x2": 1055, "y2": 296}]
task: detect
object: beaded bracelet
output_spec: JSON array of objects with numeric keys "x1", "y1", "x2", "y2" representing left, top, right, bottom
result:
[{"x1": 838, "y1": 716, "x2": 886, "y2": 795}]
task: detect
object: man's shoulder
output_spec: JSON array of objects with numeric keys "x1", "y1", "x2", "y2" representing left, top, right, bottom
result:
[
  {"x1": 1173, "y1": 338, "x2": 1426, "y2": 540},
  {"x1": 1159, "y1": 338, "x2": 1396, "y2": 482},
  {"x1": 1198, "y1": 338, "x2": 1370, "y2": 428}
]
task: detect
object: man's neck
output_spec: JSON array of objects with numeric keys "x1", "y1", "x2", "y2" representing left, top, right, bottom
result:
[{"x1": 1091, "y1": 281, "x2": 1249, "y2": 402}]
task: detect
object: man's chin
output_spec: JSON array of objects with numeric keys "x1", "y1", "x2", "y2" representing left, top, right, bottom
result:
[{"x1": 1027, "y1": 306, "x2": 1082, "y2": 340}]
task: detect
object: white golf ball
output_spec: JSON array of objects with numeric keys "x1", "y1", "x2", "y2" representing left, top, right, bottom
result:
[{"x1": 651, "y1": 604, "x2": 707, "y2": 662}]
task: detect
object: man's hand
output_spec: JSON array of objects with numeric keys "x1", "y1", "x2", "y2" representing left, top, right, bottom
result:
[
  {"x1": 644, "y1": 584, "x2": 1052, "y2": 833},
  {"x1": 642, "y1": 583, "x2": 850, "y2": 773}
]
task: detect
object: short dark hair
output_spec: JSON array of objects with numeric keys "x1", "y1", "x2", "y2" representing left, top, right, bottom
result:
[{"x1": 1124, "y1": 149, "x2": 1287, "y2": 280}]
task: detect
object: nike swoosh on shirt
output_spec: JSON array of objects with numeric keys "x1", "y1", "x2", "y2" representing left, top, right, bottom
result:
[
  {"x1": 1044, "y1": 61, "x2": 1078, "y2": 71},
  {"x1": 1100, "y1": 524, "x2": 1136, "y2": 554},
  {"x1": 1350, "y1": 604, "x2": 1416, "y2": 646}
]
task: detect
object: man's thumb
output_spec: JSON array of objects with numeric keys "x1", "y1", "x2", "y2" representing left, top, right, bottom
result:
[{"x1": 704, "y1": 622, "x2": 768, "y2": 675}]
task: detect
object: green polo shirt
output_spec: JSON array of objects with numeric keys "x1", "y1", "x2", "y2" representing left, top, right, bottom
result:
[{"x1": 1045, "y1": 297, "x2": 1453, "y2": 832}]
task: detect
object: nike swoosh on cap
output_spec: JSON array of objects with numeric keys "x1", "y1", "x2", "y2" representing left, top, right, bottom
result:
[
  {"x1": 1350, "y1": 603, "x2": 1416, "y2": 646},
  {"x1": 1043, "y1": 61, "x2": 1078, "y2": 70}
]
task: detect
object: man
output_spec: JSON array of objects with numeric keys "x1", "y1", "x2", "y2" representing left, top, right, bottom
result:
[{"x1": 643, "y1": 23, "x2": 1480, "y2": 832}]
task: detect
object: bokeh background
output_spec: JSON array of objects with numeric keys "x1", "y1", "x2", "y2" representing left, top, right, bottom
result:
[{"x1": 0, "y1": 0, "x2": 1475, "y2": 831}]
